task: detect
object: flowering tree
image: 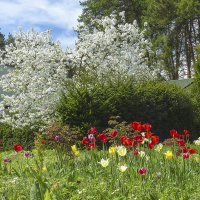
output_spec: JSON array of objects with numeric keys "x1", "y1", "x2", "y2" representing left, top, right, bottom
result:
[
  {"x1": 74, "y1": 12, "x2": 154, "y2": 78},
  {"x1": 0, "y1": 13, "x2": 155, "y2": 128},
  {"x1": 0, "y1": 30, "x2": 72, "y2": 127}
]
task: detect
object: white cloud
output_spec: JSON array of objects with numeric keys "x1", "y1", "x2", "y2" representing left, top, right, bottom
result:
[{"x1": 0, "y1": 0, "x2": 82, "y2": 48}]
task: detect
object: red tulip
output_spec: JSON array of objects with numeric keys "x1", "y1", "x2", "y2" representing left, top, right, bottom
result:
[
  {"x1": 134, "y1": 135, "x2": 144, "y2": 143},
  {"x1": 97, "y1": 133, "x2": 108, "y2": 143},
  {"x1": 147, "y1": 142, "x2": 154, "y2": 149},
  {"x1": 110, "y1": 130, "x2": 118, "y2": 138},
  {"x1": 145, "y1": 131, "x2": 153, "y2": 138},
  {"x1": 138, "y1": 167, "x2": 147, "y2": 175},
  {"x1": 142, "y1": 123, "x2": 152, "y2": 131},
  {"x1": 88, "y1": 127, "x2": 97, "y2": 134},
  {"x1": 177, "y1": 139, "x2": 186, "y2": 147},
  {"x1": 120, "y1": 136, "x2": 133, "y2": 146},
  {"x1": 183, "y1": 153, "x2": 190, "y2": 159},
  {"x1": 87, "y1": 143, "x2": 96, "y2": 150},
  {"x1": 189, "y1": 148, "x2": 197, "y2": 154},
  {"x1": 133, "y1": 150, "x2": 139, "y2": 156},
  {"x1": 170, "y1": 129, "x2": 178, "y2": 138},
  {"x1": 151, "y1": 136, "x2": 159, "y2": 144},
  {"x1": 13, "y1": 144, "x2": 23, "y2": 152},
  {"x1": 131, "y1": 122, "x2": 142, "y2": 132},
  {"x1": 82, "y1": 137, "x2": 89, "y2": 145}
]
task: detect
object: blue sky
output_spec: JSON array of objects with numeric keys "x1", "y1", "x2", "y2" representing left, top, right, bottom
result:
[{"x1": 0, "y1": 0, "x2": 82, "y2": 48}]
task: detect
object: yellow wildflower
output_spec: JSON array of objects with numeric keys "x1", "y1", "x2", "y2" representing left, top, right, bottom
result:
[
  {"x1": 117, "y1": 146, "x2": 127, "y2": 157},
  {"x1": 164, "y1": 151, "x2": 173, "y2": 160},
  {"x1": 42, "y1": 166, "x2": 47, "y2": 172},
  {"x1": 109, "y1": 146, "x2": 116, "y2": 155}
]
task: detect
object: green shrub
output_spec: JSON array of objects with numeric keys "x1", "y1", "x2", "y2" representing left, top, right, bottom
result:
[
  {"x1": 57, "y1": 74, "x2": 196, "y2": 140},
  {"x1": 0, "y1": 123, "x2": 35, "y2": 151}
]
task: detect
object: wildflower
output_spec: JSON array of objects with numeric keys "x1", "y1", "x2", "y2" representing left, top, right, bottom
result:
[
  {"x1": 155, "y1": 143, "x2": 163, "y2": 152},
  {"x1": 24, "y1": 151, "x2": 30, "y2": 158},
  {"x1": 110, "y1": 130, "x2": 118, "y2": 137},
  {"x1": 164, "y1": 151, "x2": 173, "y2": 160},
  {"x1": 98, "y1": 158, "x2": 109, "y2": 168},
  {"x1": 145, "y1": 155, "x2": 150, "y2": 161},
  {"x1": 130, "y1": 121, "x2": 142, "y2": 132},
  {"x1": 41, "y1": 139, "x2": 45, "y2": 145},
  {"x1": 118, "y1": 165, "x2": 128, "y2": 172},
  {"x1": 43, "y1": 166, "x2": 47, "y2": 172},
  {"x1": 138, "y1": 167, "x2": 147, "y2": 175},
  {"x1": 54, "y1": 135, "x2": 60, "y2": 142},
  {"x1": 117, "y1": 146, "x2": 127, "y2": 156},
  {"x1": 133, "y1": 150, "x2": 139, "y2": 156},
  {"x1": 97, "y1": 133, "x2": 108, "y2": 143},
  {"x1": 13, "y1": 144, "x2": 23, "y2": 152},
  {"x1": 109, "y1": 146, "x2": 116, "y2": 155},
  {"x1": 156, "y1": 172, "x2": 161, "y2": 178},
  {"x1": 3, "y1": 157, "x2": 11, "y2": 163},
  {"x1": 138, "y1": 151, "x2": 145, "y2": 158}
]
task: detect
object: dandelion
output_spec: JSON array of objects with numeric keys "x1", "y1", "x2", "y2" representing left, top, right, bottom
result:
[
  {"x1": 117, "y1": 146, "x2": 127, "y2": 156},
  {"x1": 164, "y1": 151, "x2": 173, "y2": 160},
  {"x1": 98, "y1": 158, "x2": 109, "y2": 168},
  {"x1": 119, "y1": 165, "x2": 128, "y2": 172},
  {"x1": 109, "y1": 146, "x2": 116, "y2": 155}
]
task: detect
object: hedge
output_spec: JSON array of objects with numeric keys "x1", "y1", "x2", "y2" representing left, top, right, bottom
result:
[{"x1": 57, "y1": 78, "x2": 197, "y2": 140}]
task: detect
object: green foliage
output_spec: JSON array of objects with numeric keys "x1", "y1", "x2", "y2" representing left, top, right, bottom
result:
[
  {"x1": 0, "y1": 123, "x2": 35, "y2": 151},
  {"x1": 57, "y1": 74, "x2": 196, "y2": 140}
]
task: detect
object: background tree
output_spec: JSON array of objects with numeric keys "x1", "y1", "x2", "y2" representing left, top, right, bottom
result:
[
  {"x1": 79, "y1": 0, "x2": 200, "y2": 79},
  {"x1": 0, "y1": 31, "x2": 5, "y2": 50}
]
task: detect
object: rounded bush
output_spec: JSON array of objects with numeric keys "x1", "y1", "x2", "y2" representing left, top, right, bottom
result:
[{"x1": 57, "y1": 78, "x2": 196, "y2": 140}]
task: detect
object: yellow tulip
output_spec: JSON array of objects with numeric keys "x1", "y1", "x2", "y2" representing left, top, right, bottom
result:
[
  {"x1": 71, "y1": 145, "x2": 80, "y2": 156},
  {"x1": 109, "y1": 146, "x2": 116, "y2": 155},
  {"x1": 164, "y1": 151, "x2": 173, "y2": 160},
  {"x1": 117, "y1": 146, "x2": 127, "y2": 157}
]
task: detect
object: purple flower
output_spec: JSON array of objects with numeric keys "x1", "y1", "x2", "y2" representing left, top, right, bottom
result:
[
  {"x1": 24, "y1": 151, "x2": 30, "y2": 158},
  {"x1": 54, "y1": 135, "x2": 60, "y2": 142},
  {"x1": 88, "y1": 134, "x2": 96, "y2": 143},
  {"x1": 3, "y1": 157, "x2": 11, "y2": 163}
]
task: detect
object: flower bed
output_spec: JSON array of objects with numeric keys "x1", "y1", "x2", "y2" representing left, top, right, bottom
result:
[{"x1": 0, "y1": 121, "x2": 200, "y2": 199}]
